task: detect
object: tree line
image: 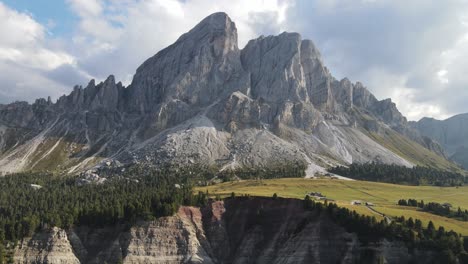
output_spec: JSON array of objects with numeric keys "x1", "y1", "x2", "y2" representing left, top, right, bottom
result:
[
  {"x1": 217, "y1": 161, "x2": 306, "y2": 182},
  {"x1": 303, "y1": 196, "x2": 468, "y2": 263},
  {"x1": 398, "y1": 198, "x2": 468, "y2": 221},
  {"x1": 0, "y1": 168, "x2": 208, "y2": 260},
  {"x1": 102, "y1": 162, "x2": 307, "y2": 185},
  {"x1": 329, "y1": 163, "x2": 467, "y2": 186}
]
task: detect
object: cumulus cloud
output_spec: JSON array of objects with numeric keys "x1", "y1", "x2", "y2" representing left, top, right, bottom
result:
[
  {"x1": 0, "y1": 2, "x2": 85, "y2": 103},
  {"x1": 1, "y1": 0, "x2": 468, "y2": 121}
]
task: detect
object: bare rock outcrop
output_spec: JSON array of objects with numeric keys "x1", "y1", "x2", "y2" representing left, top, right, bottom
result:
[
  {"x1": 122, "y1": 207, "x2": 215, "y2": 264},
  {"x1": 128, "y1": 12, "x2": 249, "y2": 113},
  {"x1": 14, "y1": 227, "x2": 80, "y2": 264}
]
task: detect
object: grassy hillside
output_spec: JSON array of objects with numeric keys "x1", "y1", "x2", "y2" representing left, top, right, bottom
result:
[
  {"x1": 367, "y1": 128, "x2": 463, "y2": 172},
  {"x1": 196, "y1": 178, "x2": 468, "y2": 235},
  {"x1": 26, "y1": 137, "x2": 101, "y2": 174}
]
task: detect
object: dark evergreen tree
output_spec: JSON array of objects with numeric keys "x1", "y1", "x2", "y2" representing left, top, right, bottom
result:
[
  {"x1": 0, "y1": 242, "x2": 3, "y2": 264},
  {"x1": 329, "y1": 163, "x2": 467, "y2": 186},
  {"x1": 0, "y1": 168, "x2": 205, "y2": 242}
]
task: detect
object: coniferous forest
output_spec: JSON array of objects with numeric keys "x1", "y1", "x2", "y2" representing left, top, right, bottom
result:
[
  {"x1": 0, "y1": 168, "x2": 207, "y2": 246},
  {"x1": 398, "y1": 198, "x2": 468, "y2": 221},
  {"x1": 303, "y1": 196, "x2": 468, "y2": 263},
  {"x1": 217, "y1": 162, "x2": 307, "y2": 182},
  {"x1": 329, "y1": 163, "x2": 467, "y2": 186}
]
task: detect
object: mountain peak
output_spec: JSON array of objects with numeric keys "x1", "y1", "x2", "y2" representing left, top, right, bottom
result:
[
  {"x1": 301, "y1": 39, "x2": 322, "y2": 61},
  {"x1": 176, "y1": 12, "x2": 238, "y2": 52},
  {"x1": 198, "y1": 12, "x2": 232, "y2": 28},
  {"x1": 128, "y1": 12, "x2": 246, "y2": 113}
]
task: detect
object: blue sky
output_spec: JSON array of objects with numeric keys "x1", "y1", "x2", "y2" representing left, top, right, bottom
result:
[
  {"x1": 0, "y1": 0, "x2": 467, "y2": 121},
  {"x1": 2, "y1": 0, "x2": 76, "y2": 36}
]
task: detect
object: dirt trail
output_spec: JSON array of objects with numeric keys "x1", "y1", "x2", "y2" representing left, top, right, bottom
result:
[{"x1": 366, "y1": 205, "x2": 392, "y2": 224}]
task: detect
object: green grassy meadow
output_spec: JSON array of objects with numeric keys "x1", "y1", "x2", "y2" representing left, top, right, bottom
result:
[{"x1": 196, "y1": 178, "x2": 468, "y2": 235}]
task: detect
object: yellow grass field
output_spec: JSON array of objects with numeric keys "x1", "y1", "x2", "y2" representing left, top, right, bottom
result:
[{"x1": 196, "y1": 178, "x2": 468, "y2": 235}]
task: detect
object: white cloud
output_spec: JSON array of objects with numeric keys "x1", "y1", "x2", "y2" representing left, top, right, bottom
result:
[
  {"x1": 437, "y1": 70, "x2": 448, "y2": 84},
  {"x1": 67, "y1": 0, "x2": 103, "y2": 17},
  {"x1": 0, "y1": 47, "x2": 74, "y2": 70},
  {"x1": 391, "y1": 88, "x2": 452, "y2": 121},
  {"x1": 0, "y1": 62, "x2": 69, "y2": 102},
  {"x1": 358, "y1": 68, "x2": 453, "y2": 121},
  {"x1": 0, "y1": 3, "x2": 43, "y2": 47},
  {"x1": 0, "y1": 2, "x2": 82, "y2": 103}
]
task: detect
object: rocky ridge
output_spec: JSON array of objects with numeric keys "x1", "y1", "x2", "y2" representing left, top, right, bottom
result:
[
  {"x1": 0, "y1": 12, "x2": 457, "y2": 175},
  {"x1": 411, "y1": 113, "x2": 468, "y2": 169}
]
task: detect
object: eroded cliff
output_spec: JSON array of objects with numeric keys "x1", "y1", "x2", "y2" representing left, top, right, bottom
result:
[{"x1": 14, "y1": 198, "x2": 434, "y2": 264}]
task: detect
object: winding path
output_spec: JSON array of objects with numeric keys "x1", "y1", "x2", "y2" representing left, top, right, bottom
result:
[{"x1": 366, "y1": 205, "x2": 393, "y2": 224}]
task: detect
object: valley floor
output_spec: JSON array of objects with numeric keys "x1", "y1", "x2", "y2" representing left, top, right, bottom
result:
[{"x1": 196, "y1": 178, "x2": 468, "y2": 235}]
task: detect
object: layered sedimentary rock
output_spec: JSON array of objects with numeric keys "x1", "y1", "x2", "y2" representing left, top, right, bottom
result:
[
  {"x1": 14, "y1": 227, "x2": 80, "y2": 264},
  {"x1": 14, "y1": 198, "x2": 435, "y2": 264},
  {"x1": 0, "y1": 12, "x2": 456, "y2": 175}
]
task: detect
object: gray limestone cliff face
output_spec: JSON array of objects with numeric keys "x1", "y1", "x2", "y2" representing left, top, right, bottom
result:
[
  {"x1": 127, "y1": 12, "x2": 249, "y2": 113},
  {"x1": 331, "y1": 78, "x2": 353, "y2": 111},
  {"x1": 371, "y1": 99, "x2": 407, "y2": 128},
  {"x1": 14, "y1": 198, "x2": 435, "y2": 264},
  {"x1": 241, "y1": 33, "x2": 309, "y2": 104},
  {"x1": 238, "y1": 33, "x2": 325, "y2": 131},
  {"x1": 352, "y1": 82, "x2": 378, "y2": 110},
  {"x1": 301, "y1": 39, "x2": 335, "y2": 111}
]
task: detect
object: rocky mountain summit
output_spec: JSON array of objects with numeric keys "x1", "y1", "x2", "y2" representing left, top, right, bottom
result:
[
  {"x1": 411, "y1": 113, "x2": 468, "y2": 169},
  {"x1": 0, "y1": 12, "x2": 457, "y2": 175}
]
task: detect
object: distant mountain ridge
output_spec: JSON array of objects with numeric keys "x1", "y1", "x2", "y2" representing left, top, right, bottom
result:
[
  {"x1": 411, "y1": 113, "x2": 468, "y2": 169},
  {"x1": 0, "y1": 12, "x2": 459, "y2": 175}
]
